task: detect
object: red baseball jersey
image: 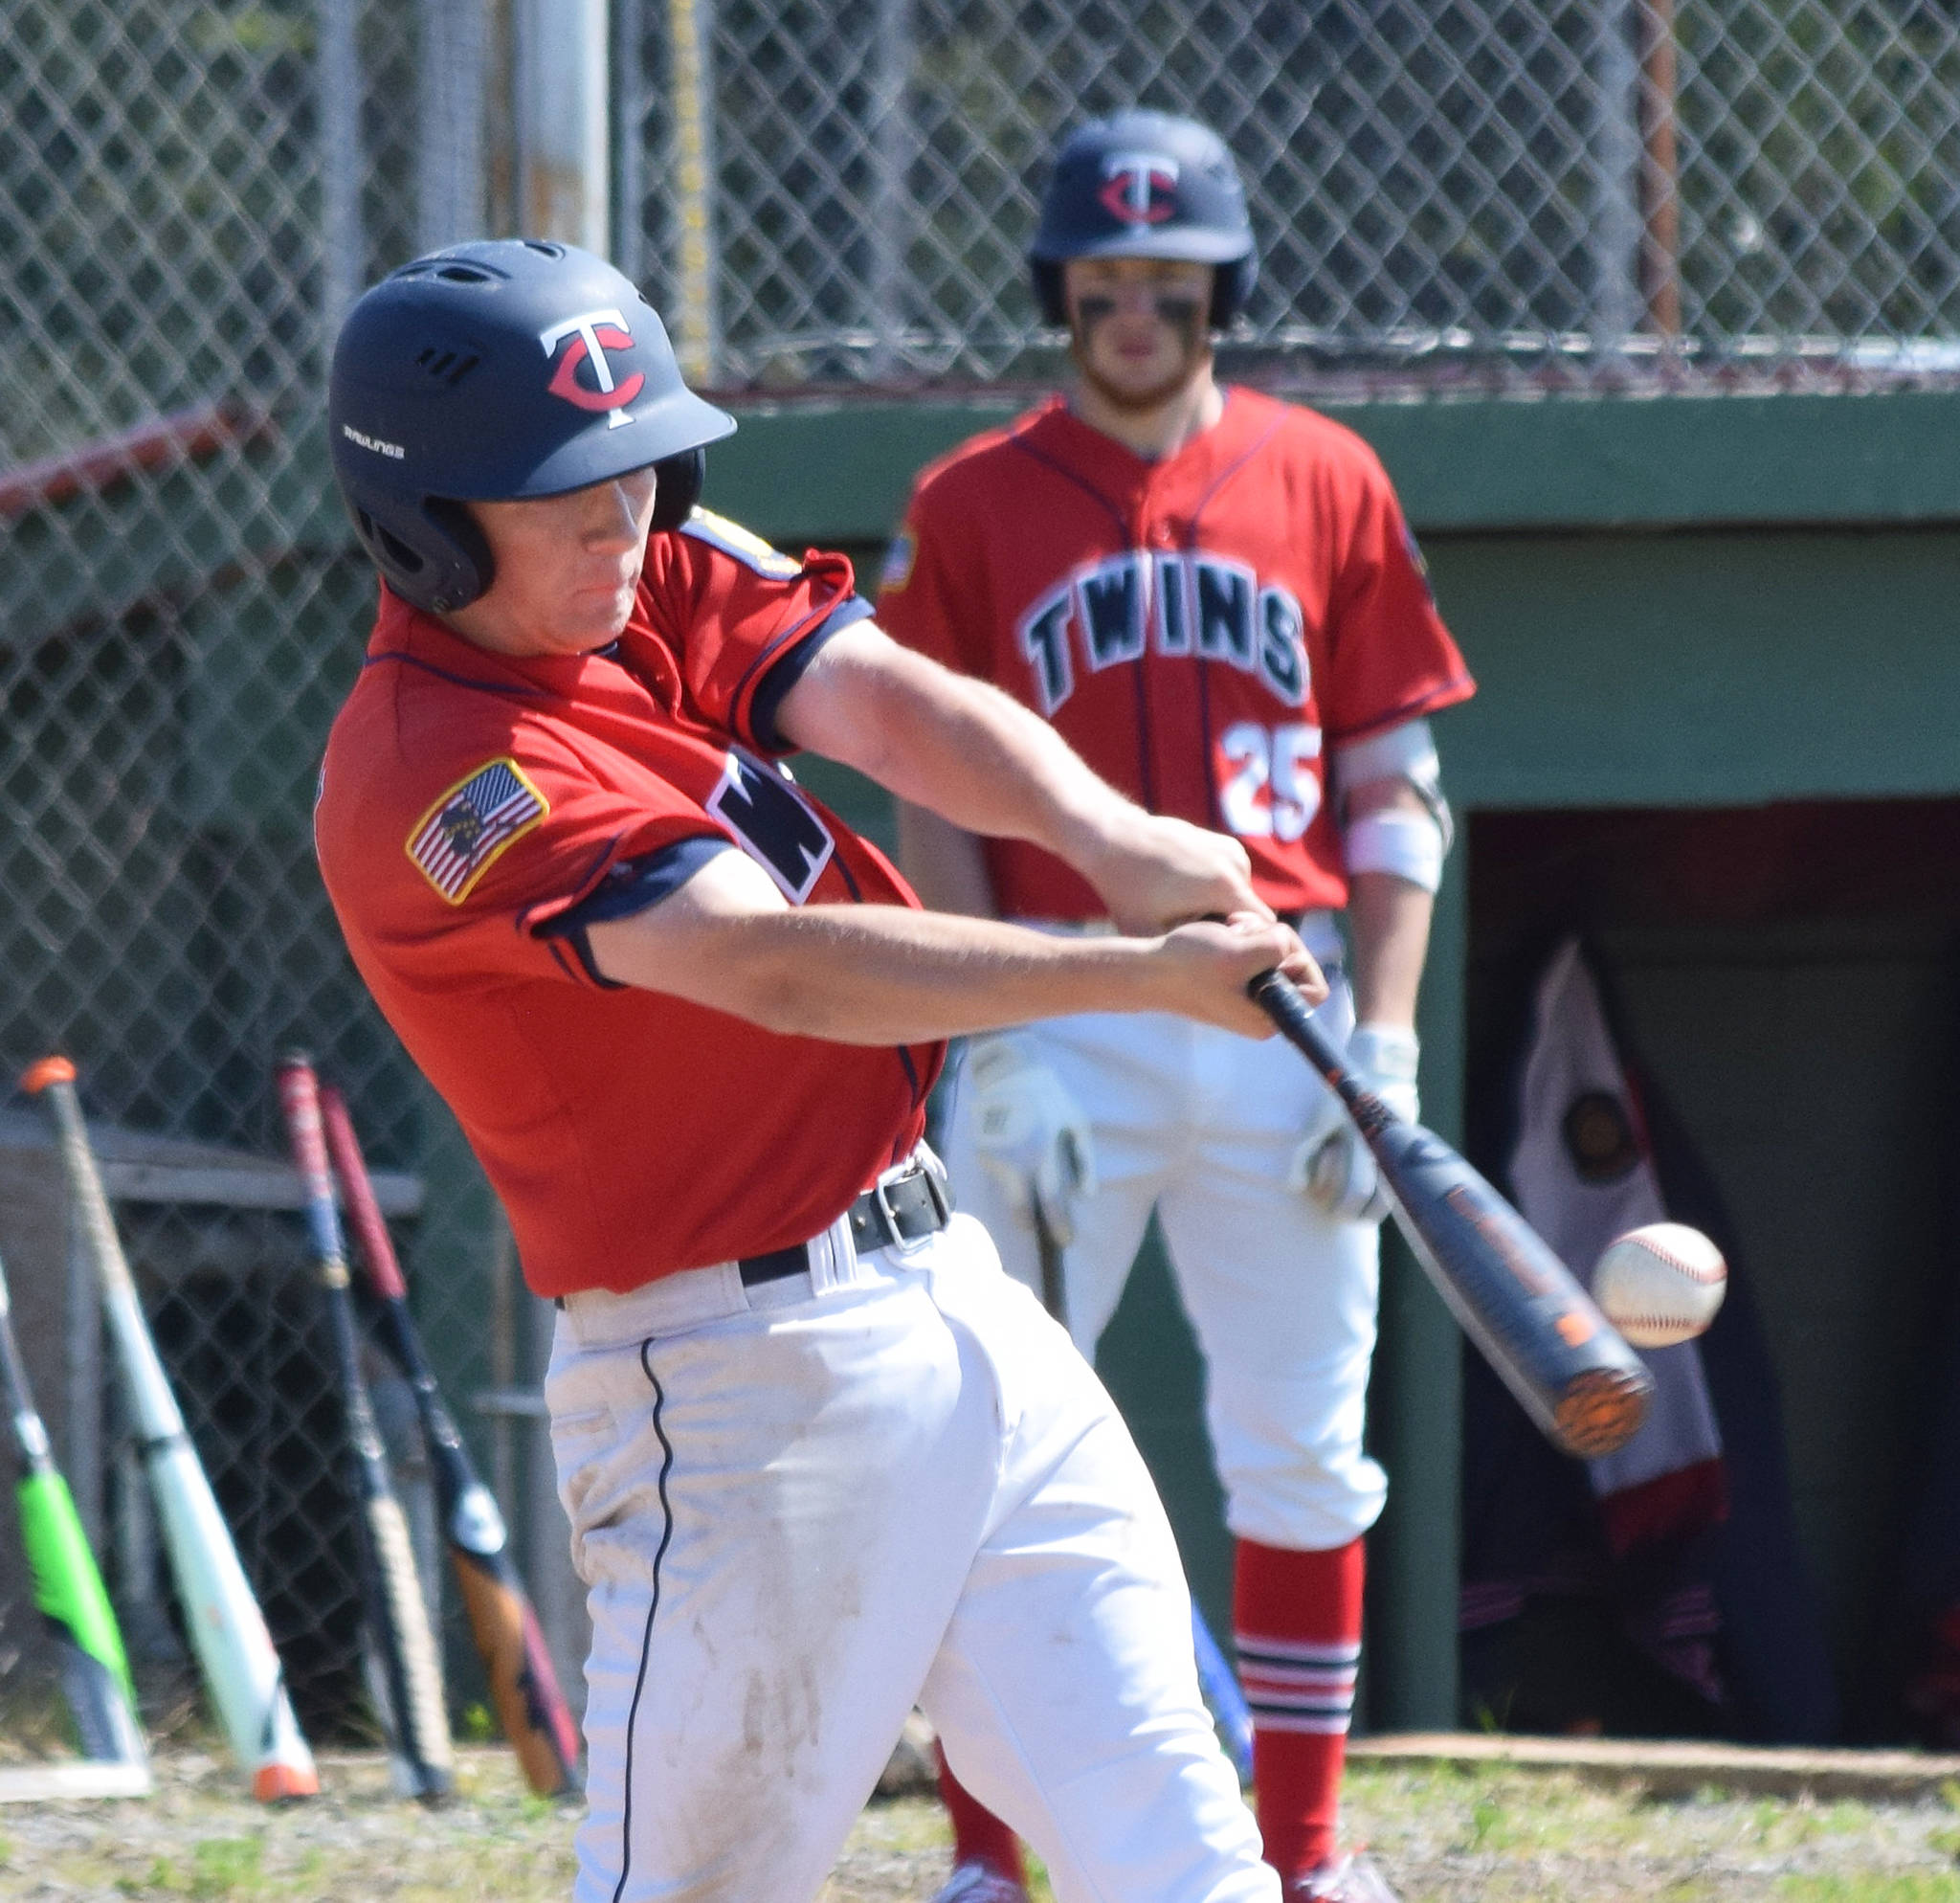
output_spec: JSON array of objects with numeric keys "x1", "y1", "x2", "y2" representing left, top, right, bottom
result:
[
  {"x1": 314, "y1": 511, "x2": 941, "y2": 1297},
  {"x1": 877, "y1": 389, "x2": 1475, "y2": 919}
]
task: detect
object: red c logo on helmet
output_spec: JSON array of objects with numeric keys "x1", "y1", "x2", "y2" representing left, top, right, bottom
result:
[
  {"x1": 540, "y1": 309, "x2": 647, "y2": 420},
  {"x1": 1098, "y1": 152, "x2": 1181, "y2": 225}
]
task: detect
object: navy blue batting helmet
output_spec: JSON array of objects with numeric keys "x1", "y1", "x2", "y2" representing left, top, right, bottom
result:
[
  {"x1": 1029, "y1": 110, "x2": 1258, "y2": 330},
  {"x1": 328, "y1": 238, "x2": 735, "y2": 614}
]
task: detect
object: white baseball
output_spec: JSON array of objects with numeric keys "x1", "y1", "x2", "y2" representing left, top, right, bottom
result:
[{"x1": 1591, "y1": 1222, "x2": 1727, "y2": 1349}]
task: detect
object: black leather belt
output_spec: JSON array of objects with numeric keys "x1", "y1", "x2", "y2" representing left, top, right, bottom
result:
[{"x1": 738, "y1": 1159, "x2": 952, "y2": 1287}]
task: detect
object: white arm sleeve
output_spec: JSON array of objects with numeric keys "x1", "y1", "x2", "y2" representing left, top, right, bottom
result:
[{"x1": 1331, "y1": 716, "x2": 1454, "y2": 891}]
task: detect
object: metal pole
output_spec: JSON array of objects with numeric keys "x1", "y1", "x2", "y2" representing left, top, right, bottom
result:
[
  {"x1": 866, "y1": 0, "x2": 916, "y2": 381},
  {"x1": 318, "y1": 0, "x2": 364, "y2": 342},
  {"x1": 417, "y1": 0, "x2": 488, "y2": 251},
  {"x1": 613, "y1": 0, "x2": 646, "y2": 284},
  {"x1": 1590, "y1": 0, "x2": 1644, "y2": 357},
  {"x1": 517, "y1": 0, "x2": 610, "y2": 251},
  {"x1": 1637, "y1": 0, "x2": 1683, "y2": 338},
  {"x1": 665, "y1": 0, "x2": 721, "y2": 382}
]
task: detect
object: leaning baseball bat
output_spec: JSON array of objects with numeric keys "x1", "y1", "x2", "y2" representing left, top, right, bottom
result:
[
  {"x1": 276, "y1": 1056, "x2": 455, "y2": 1804},
  {"x1": 319, "y1": 1081, "x2": 581, "y2": 1797},
  {"x1": 0, "y1": 1239, "x2": 148, "y2": 1777},
  {"x1": 1031, "y1": 1205, "x2": 1254, "y2": 1778},
  {"x1": 1246, "y1": 975, "x2": 1654, "y2": 1459},
  {"x1": 23, "y1": 1057, "x2": 318, "y2": 1800}
]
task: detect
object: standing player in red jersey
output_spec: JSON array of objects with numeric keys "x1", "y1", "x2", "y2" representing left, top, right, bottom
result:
[
  {"x1": 314, "y1": 238, "x2": 1327, "y2": 1903},
  {"x1": 877, "y1": 112, "x2": 1477, "y2": 1903}
]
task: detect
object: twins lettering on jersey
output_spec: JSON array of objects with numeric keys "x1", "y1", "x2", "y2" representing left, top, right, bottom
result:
[
  {"x1": 1017, "y1": 549, "x2": 1308, "y2": 717},
  {"x1": 706, "y1": 750, "x2": 835, "y2": 903},
  {"x1": 1016, "y1": 552, "x2": 1320, "y2": 846}
]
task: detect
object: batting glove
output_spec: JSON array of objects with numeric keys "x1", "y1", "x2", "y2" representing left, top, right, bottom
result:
[
  {"x1": 1286, "y1": 1022, "x2": 1420, "y2": 1224},
  {"x1": 964, "y1": 1031, "x2": 1097, "y2": 1245}
]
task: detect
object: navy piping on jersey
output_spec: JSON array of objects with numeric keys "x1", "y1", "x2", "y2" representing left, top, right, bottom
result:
[
  {"x1": 1006, "y1": 428, "x2": 1135, "y2": 542},
  {"x1": 1325, "y1": 679, "x2": 1476, "y2": 747},
  {"x1": 610, "y1": 1340, "x2": 677, "y2": 1903},
  {"x1": 746, "y1": 596, "x2": 876, "y2": 750},
  {"x1": 537, "y1": 837, "x2": 735, "y2": 987},
  {"x1": 363, "y1": 649, "x2": 556, "y2": 697},
  {"x1": 1007, "y1": 427, "x2": 1151, "y2": 808}
]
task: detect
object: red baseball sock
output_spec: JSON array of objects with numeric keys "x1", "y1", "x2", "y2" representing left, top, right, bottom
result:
[
  {"x1": 935, "y1": 1742, "x2": 1027, "y2": 1888},
  {"x1": 1234, "y1": 1534, "x2": 1367, "y2": 1881}
]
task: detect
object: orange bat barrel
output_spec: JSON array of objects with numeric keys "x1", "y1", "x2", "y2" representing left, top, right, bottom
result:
[{"x1": 1248, "y1": 974, "x2": 1653, "y2": 1460}]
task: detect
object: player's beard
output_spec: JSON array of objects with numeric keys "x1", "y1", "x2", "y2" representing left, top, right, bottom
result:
[{"x1": 1069, "y1": 295, "x2": 1213, "y2": 414}]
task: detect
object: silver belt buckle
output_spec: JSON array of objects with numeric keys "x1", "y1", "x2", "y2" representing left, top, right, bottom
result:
[{"x1": 873, "y1": 1148, "x2": 947, "y2": 1258}]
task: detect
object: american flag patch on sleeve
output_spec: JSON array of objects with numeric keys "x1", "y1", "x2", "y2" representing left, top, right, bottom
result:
[{"x1": 405, "y1": 758, "x2": 548, "y2": 903}]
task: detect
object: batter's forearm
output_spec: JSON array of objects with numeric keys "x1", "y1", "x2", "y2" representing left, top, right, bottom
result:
[
  {"x1": 583, "y1": 882, "x2": 1319, "y2": 1045},
  {"x1": 1345, "y1": 871, "x2": 1433, "y2": 1028},
  {"x1": 593, "y1": 901, "x2": 1153, "y2": 1043}
]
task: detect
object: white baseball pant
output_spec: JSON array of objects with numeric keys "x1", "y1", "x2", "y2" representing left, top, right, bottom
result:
[
  {"x1": 944, "y1": 961, "x2": 1389, "y2": 1553},
  {"x1": 547, "y1": 1209, "x2": 1279, "y2": 1903}
]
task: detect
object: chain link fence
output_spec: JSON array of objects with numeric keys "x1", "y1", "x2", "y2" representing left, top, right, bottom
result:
[
  {"x1": 5, "y1": 0, "x2": 1960, "y2": 1763},
  {"x1": 624, "y1": 0, "x2": 1960, "y2": 390}
]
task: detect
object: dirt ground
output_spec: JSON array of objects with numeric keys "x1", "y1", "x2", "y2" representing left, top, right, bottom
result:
[{"x1": 3, "y1": 1748, "x2": 1960, "y2": 1900}]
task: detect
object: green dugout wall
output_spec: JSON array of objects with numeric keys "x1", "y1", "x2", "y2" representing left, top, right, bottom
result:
[{"x1": 715, "y1": 389, "x2": 1960, "y2": 1737}]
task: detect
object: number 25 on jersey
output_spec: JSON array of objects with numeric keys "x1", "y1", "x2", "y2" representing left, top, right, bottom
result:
[{"x1": 1218, "y1": 721, "x2": 1323, "y2": 841}]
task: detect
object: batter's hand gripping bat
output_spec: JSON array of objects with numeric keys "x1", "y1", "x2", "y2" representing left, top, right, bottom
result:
[
  {"x1": 1246, "y1": 975, "x2": 1655, "y2": 1460},
  {"x1": 0, "y1": 1236, "x2": 149, "y2": 1778},
  {"x1": 319, "y1": 1080, "x2": 581, "y2": 1797},
  {"x1": 1031, "y1": 1205, "x2": 1255, "y2": 1780},
  {"x1": 23, "y1": 1057, "x2": 318, "y2": 1800},
  {"x1": 276, "y1": 1055, "x2": 455, "y2": 1803}
]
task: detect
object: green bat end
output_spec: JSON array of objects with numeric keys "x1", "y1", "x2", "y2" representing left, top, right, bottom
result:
[{"x1": 20, "y1": 1469, "x2": 138, "y2": 1710}]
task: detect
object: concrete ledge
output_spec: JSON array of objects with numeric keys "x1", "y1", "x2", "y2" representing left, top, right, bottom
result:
[
  {"x1": 1348, "y1": 1732, "x2": 1960, "y2": 1801},
  {"x1": 705, "y1": 388, "x2": 1960, "y2": 543}
]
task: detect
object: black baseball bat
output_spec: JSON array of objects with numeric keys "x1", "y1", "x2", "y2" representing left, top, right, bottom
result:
[
  {"x1": 319, "y1": 1081, "x2": 581, "y2": 1797},
  {"x1": 1248, "y1": 973, "x2": 1654, "y2": 1460},
  {"x1": 275, "y1": 1056, "x2": 455, "y2": 1803}
]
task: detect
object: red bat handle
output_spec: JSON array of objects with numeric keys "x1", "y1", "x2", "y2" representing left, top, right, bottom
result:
[
  {"x1": 320, "y1": 1085, "x2": 409, "y2": 1302},
  {"x1": 275, "y1": 1056, "x2": 351, "y2": 1270}
]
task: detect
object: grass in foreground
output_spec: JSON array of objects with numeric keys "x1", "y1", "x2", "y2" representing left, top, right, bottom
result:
[{"x1": 0, "y1": 1749, "x2": 1958, "y2": 1899}]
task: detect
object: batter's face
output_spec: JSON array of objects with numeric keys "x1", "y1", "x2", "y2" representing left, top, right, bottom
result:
[
  {"x1": 1064, "y1": 256, "x2": 1214, "y2": 412},
  {"x1": 444, "y1": 464, "x2": 660, "y2": 658}
]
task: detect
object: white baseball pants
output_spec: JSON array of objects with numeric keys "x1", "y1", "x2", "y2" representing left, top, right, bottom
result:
[
  {"x1": 944, "y1": 968, "x2": 1390, "y2": 1553},
  {"x1": 547, "y1": 1211, "x2": 1279, "y2": 1903}
]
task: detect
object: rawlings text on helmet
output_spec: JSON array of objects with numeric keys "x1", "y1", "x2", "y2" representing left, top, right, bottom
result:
[
  {"x1": 341, "y1": 424, "x2": 406, "y2": 459},
  {"x1": 541, "y1": 309, "x2": 646, "y2": 426},
  {"x1": 1099, "y1": 152, "x2": 1180, "y2": 225}
]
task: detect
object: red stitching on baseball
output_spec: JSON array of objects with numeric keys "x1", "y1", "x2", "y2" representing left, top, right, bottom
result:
[{"x1": 1637, "y1": 1240, "x2": 1725, "y2": 1285}]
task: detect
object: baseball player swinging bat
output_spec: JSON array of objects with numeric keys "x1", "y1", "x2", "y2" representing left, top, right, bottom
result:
[
  {"x1": 1245, "y1": 974, "x2": 1655, "y2": 1460},
  {"x1": 318, "y1": 1079, "x2": 582, "y2": 1797},
  {"x1": 23, "y1": 1057, "x2": 319, "y2": 1800},
  {"x1": 276, "y1": 1055, "x2": 455, "y2": 1804},
  {"x1": 0, "y1": 1237, "x2": 149, "y2": 1779}
]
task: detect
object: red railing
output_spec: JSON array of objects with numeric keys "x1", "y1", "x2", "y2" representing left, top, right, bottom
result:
[{"x1": 0, "y1": 402, "x2": 276, "y2": 522}]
